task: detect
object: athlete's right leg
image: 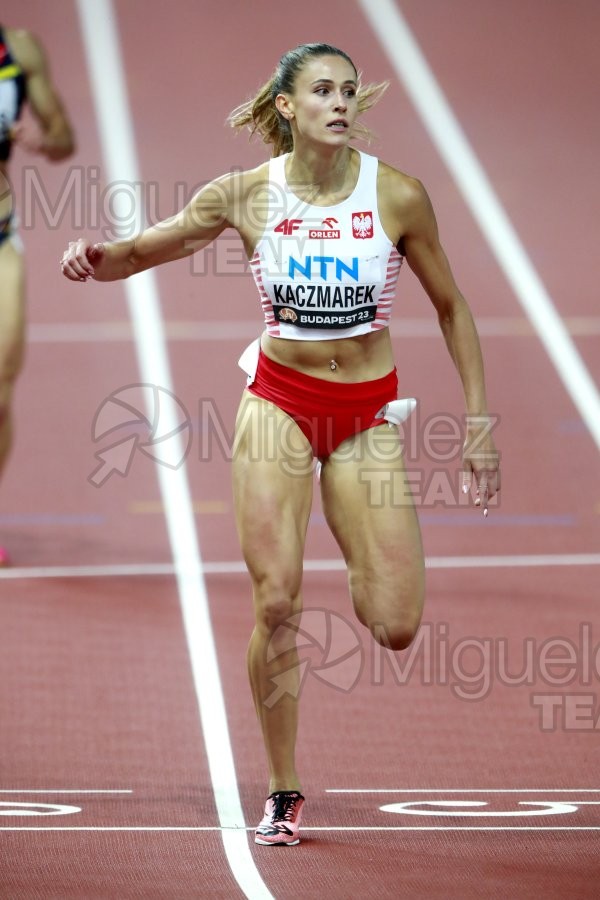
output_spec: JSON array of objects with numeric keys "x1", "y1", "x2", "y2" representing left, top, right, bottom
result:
[{"x1": 232, "y1": 391, "x2": 314, "y2": 794}]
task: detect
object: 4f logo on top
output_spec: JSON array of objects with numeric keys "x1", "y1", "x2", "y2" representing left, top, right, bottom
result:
[
  {"x1": 275, "y1": 219, "x2": 303, "y2": 236},
  {"x1": 352, "y1": 211, "x2": 373, "y2": 239}
]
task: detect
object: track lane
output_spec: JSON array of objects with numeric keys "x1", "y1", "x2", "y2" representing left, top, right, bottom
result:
[
  {"x1": 1, "y1": 3, "x2": 251, "y2": 897},
  {"x1": 2, "y1": 1, "x2": 598, "y2": 898},
  {"x1": 97, "y1": 0, "x2": 600, "y2": 896}
]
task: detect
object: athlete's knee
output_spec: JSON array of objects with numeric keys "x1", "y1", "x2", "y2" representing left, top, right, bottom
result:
[
  {"x1": 257, "y1": 595, "x2": 296, "y2": 636},
  {"x1": 369, "y1": 618, "x2": 421, "y2": 652},
  {"x1": 349, "y1": 570, "x2": 423, "y2": 651},
  {"x1": 0, "y1": 380, "x2": 13, "y2": 430},
  {"x1": 0, "y1": 345, "x2": 23, "y2": 400},
  {"x1": 252, "y1": 573, "x2": 301, "y2": 637}
]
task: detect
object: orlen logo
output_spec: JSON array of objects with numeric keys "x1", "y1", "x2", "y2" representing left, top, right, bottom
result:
[
  {"x1": 309, "y1": 217, "x2": 340, "y2": 239},
  {"x1": 275, "y1": 218, "x2": 303, "y2": 236}
]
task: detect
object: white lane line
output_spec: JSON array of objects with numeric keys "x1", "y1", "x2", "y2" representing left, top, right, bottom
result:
[
  {"x1": 326, "y1": 789, "x2": 600, "y2": 793},
  {"x1": 1, "y1": 553, "x2": 599, "y2": 581},
  {"x1": 1, "y1": 826, "x2": 599, "y2": 832},
  {"x1": 425, "y1": 553, "x2": 600, "y2": 569},
  {"x1": 357, "y1": 0, "x2": 600, "y2": 452},
  {"x1": 75, "y1": 3, "x2": 271, "y2": 898}
]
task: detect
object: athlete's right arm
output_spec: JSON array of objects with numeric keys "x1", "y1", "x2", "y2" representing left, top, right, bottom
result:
[{"x1": 60, "y1": 176, "x2": 233, "y2": 282}]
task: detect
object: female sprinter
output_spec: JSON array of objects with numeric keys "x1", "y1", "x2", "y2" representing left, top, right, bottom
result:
[
  {"x1": 0, "y1": 25, "x2": 74, "y2": 564},
  {"x1": 60, "y1": 43, "x2": 500, "y2": 846}
]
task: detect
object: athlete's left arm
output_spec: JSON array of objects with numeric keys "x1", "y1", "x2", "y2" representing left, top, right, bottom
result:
[
  {"x1": 400, "y1": 175, "x2": 500, "y2": 512},
  {"x1": 9, "y1": 29, "x2": 75, "y2": 161}
]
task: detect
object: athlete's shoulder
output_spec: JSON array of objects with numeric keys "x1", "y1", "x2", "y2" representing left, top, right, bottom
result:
[
  {"x1": 207, "y1": 161, "x2": 270, "y2": 226},
  {"x1": 208, "y1": 161, "x2": 268, "y2": 200},
  {"x1": 376, "y1": 159, "x2": 427, "y2": 205}
]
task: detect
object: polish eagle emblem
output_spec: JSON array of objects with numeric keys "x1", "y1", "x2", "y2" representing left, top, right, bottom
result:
[{"x1": 352, "y1": 212, "x2": 373, "y2": 239}]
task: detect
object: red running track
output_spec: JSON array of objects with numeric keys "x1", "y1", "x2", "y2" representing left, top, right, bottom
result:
[{"x1": 1, "y1": 1, "x2": 599, "y2": 898}]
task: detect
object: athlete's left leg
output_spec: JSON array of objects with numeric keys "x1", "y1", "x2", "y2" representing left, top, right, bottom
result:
[
  {"x1": 319, "y1": 423, "x2": 425, "y2": 651},
  {"x1": 0, "y1": 238, "x2": 26, "y2": 565}
]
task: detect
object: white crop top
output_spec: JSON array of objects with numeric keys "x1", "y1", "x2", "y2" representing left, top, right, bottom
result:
[{"x1": 250, "y1": 151, "x2": 403, "y2": 341}]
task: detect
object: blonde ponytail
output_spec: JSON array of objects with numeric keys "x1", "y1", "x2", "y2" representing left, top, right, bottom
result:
[{"x1": 227, "y1": 76, "x2": 293, "y2": 157}]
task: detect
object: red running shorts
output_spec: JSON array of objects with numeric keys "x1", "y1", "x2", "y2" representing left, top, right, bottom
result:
[{"x1": 246, "y1": 349, "x2": 398, "y2": 460}]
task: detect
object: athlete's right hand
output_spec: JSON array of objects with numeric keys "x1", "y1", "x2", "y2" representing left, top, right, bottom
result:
[{"x1": 60, "y1": 238, "x2": 105, "y2": 281}]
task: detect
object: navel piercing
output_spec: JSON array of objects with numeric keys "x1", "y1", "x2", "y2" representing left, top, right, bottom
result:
[{"x1": 330, "y1": 359, "x2": 338, "y2": 371}]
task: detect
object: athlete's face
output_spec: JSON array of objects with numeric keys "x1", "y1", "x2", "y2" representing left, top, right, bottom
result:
[{"x1": 278, "y1": 55, "x2": 359, "y2": 147}]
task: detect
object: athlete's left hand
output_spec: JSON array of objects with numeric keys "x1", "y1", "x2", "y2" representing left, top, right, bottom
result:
[
  {"x1": 462, "y1": 419, "x2": 500, "y2": 517},
  {"x1": 10, "y1": 119, "x2": 47, "y2": 156}
]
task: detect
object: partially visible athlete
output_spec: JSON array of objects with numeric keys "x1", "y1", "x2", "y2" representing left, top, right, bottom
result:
[
  {"x1": 60, "y1": 43, "x2": 500, "y2": 845},
  {"x1": 0, "y1": 25, "x2": 75, "y2": 564}
]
